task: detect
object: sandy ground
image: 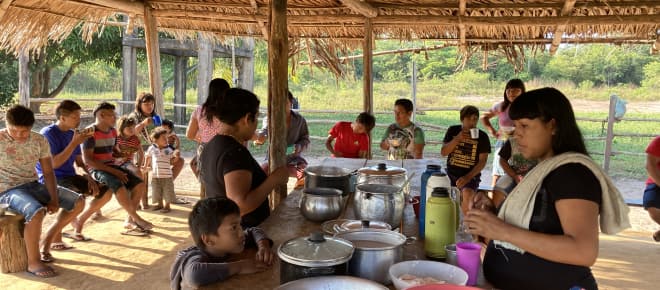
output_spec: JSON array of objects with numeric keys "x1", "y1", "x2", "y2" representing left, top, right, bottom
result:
[{"x1": 1, "y1": 155, "x2": 658, "y2": 290}]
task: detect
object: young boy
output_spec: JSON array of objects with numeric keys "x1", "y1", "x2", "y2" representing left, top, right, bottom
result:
[
  {"x1": 145, "y1": 128, "x2": 179, "y2": 213},
  {"x1": 441, "y1": 105, "x2": 491, "y2": 214},
  {"x1": 170, "y1": 197, "x2": 274, "y2": 290},
  {"x1": 325, "y1": 112, "x2": 376, "y2": 158},
  {"x1": 160, "y1": 119, "x2": 181, "y2": 150}
]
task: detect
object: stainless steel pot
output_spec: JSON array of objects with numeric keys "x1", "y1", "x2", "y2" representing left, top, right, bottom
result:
[
  {"x1": 276, "y1": 276, "x2": 388, "y2": 290},
  {"x1": 300, "y1": 188, "x2": 343, "y2": 222},
  {"x1": 335, "y1": 229, "x2": 408, "y2": 285},
  {"x1": 353, "y1": 184, "x2": 404, "y2": 229},
  {"x1": 304, "y1": 166, "x2": 355, "y2": 195},
  {"x1": 278, "y1": 232, "x2": 354, "y2": 284},
  {"x1": 357, "y1": 163, "x2": 408, "y2": 195}
]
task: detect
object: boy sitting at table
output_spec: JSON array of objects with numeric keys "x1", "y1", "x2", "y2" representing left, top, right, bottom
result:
[
  {"x1": 325, "y1": 112, "x2": 376, "y2": 158},
  {"x1": 170, "y1": 197, "x2": 274, "y2": 290}
]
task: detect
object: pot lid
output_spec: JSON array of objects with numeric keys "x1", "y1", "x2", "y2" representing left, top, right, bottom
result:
[
  {"x1": 336, "y1": 229, "x2": 407, "y2": 250},
  {"x1": 358, "y1": 163, "x2": 407, "y2": 176},
  {"x1": 278, "y1": 232, "x2": 354, "y2": 267},
  {"x1": 341, "y1": 220, "x2": 392, "y2": 231}
]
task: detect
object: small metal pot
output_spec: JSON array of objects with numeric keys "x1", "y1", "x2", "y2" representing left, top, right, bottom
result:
[
  {"x1": 335, "y1": 229, "x2": 408, "y2": 285},
  {"x1": 353, "y1": 184, "x2": 405, "y2": 229},
  {"x1": 304, "y1": 166, "x2": 355, "y2": 194},
  {"x1": 300, "y1": 188, "x2": 343, "y2": 222},
  {"x1": 278, "y1": 232, "x2": 354, "y2": 285},
  {"x1": 357, "y1": 163, "x2": 408, "y2": 195}
]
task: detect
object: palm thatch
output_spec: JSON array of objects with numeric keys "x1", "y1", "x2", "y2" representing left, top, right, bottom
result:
[{"x1": 1, "y1": 0, "x2": 659, "y2": 64}]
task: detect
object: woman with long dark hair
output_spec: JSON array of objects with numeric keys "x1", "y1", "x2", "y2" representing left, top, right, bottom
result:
[
  {"x1": 465, "y1": 88, "x2": 630, "y2": 290},
  {"x1": 200, "y1": 88, "x2": 289, "y2": 227}
]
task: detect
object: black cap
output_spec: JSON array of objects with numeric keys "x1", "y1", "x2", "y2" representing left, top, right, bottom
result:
[
  {"x1": 431, "y1": 187, "x2": 449, "y2": 197},
  {"x1": 427, "y1": 164, "x2": 442, "y2": 171}
]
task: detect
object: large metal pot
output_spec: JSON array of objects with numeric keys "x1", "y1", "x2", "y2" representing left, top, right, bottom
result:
[
  {"x1": 278, "y1": 232, "x2": 354, "y2": 285},
  {"x1": 276, "y1": 276, "x2": 388, "y2": 290},
  {"x1": 357, "y1": 163, "x2": 408, "y2": 195},
  {"x1": 305, "y1": 166, "x2": 355, "y2": 194},
  {"x1": 335, "y1": 229, "x2": 408, "y2": 285},
  {"x1": 300, "y1": 188, "x2": 343, "y2": 222},
  {"x1": 354, "y1": 184, "x2": 405, "y2": 229}
]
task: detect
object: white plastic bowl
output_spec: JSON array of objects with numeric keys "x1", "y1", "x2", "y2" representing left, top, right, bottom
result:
[{"x1": 389, "y1": 260, "x2": 468, "y2": 290}]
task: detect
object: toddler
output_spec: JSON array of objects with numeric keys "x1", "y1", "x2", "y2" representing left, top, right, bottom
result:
[{"x1": 145, "y1": 128, "x2": 179, "y2": 213}]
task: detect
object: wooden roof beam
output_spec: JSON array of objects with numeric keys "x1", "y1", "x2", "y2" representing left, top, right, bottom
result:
[
  {"x1": 371, "y1": 14, "x2": 660, "y2": 26},
  {"x1": 550, "y1": 0, "x2": 576, "y2": 55},
  {"x1": 0, "y1": 0, "x2": 13, "y2": 22},
  {"x1": 76, "y1": 0, "x2": 143, "y2": 15},
  {"x1": 250, "y1": 0, "x2": 269, "y2": 40},
  {"x1": 340, "y1": 0, "x2": 378, "y2": 18}
]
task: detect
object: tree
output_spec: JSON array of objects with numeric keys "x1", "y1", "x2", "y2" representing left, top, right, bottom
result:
[
  {"x1": 0, "y1": 51, "x2": 18, "y2": 107},
  {"x1": 29, "y1": 25, "x2": 122, "y2": 112}
]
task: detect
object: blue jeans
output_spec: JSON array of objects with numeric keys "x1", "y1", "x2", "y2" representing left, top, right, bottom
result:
[
  {"x1": 0, "y1": 181, "x2": 82, "y2": 223},
  {"x1": 90, "y1": 165, "x2": 143, "y2": 194}
]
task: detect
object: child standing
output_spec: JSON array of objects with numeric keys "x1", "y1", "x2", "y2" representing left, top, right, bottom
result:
[
  {"x1": 170, "y1": 197, "x2": 274, "y2": 290},
  {"x1": 145, "y1": 128, "x2": 179, "y2": 213},
  {"x1": 441, "y1": 105, "x2": 491, "y2": 214},
  {"x1": 325, "y1": 112, "x2": 375, "y2": 158}
]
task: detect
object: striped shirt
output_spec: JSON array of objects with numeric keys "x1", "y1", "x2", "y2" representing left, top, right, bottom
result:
[
  {"x1": 113, "y1": 135, "x2": 141, "y2": 165},
  {"x1": 146, "y1": 145, "x2": 174, "y2": 178},
  {"x1": 82, "y1": 126, "x2": 117, "y2": 171}
]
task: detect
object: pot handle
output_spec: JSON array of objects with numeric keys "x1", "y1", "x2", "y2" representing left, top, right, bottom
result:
[
  {"x1": 405, "y1": 236, "x2": 417, "y2": 245},
  {"x1": 332, "y1": 224, "x2": 343, "y2": 234},
  {"x1": 302, "y1": 267, "x2": 337, "y2": 276}
]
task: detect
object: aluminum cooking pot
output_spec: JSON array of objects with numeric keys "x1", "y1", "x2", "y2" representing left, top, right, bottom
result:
[
  {"x1": 299, "y1": 187, "x2": 344, "y2": 222},
  {"x1": 353, "y1": 184, "x2": 405, "y2": 229},
  {"x1": 276, "y1": 276, "x2": 387, "y2": 290},
  {"x1": 304, "y1": 166, "x2": 355, "y2": 194},
  {"x1": 357, "y1": 163, "x2": 408, "y2": 195},
  {"x1": 278, "y1": 232, "x2": 354, "y2": 284}
]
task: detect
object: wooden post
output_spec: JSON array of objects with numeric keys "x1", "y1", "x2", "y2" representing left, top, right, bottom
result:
[
  {"x1": 173, "y1": 55, "x2": 188, "y2": 125},
  {"x1": 603, "y1": 95, "x2": 617, "y2": 173},
  {"x1": 197, "y1": 34, "x2": 213, "y2": 105},
  {"x1": 18, "y1": 51, "x2": 29, "y2": 107},
  {"x1": 121, "y1": 33, "x2": 137, "y2": 115},
  {"x1": 268, "y1": 0, "x2": 288, "y2": 209},
  {"x1": 143, "y1": 6, "x2": 164, "y2": 116},
  {"x1": 363, "y1": 19, "x2": 374, "y2": 159},
  {"x1": 237, "y1": 37, "x2": 255, "y2": 91},
  {"x1": 411, "y1": 60, "x2": 417, "y2": 123},
  {"x1": 0, "y1": 213, "x2": 27, "y2": 273}
]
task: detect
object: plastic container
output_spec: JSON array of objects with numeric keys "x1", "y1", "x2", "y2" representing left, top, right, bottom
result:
[
  {"x1": 424, "y1": 187, "x2": 456, "y2": 259},
  {"x1": 418, "y1": 165, "x2": 444, "y2": 238}
]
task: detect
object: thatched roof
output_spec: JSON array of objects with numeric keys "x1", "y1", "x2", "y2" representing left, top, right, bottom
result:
[{"x1": 1, "y1": 0, "x2": 659, "y2": 55}]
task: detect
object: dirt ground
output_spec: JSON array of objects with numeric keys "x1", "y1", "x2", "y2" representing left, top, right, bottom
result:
[{"x1": 1, "y1": 155, "x2": 658, "y2": 290}]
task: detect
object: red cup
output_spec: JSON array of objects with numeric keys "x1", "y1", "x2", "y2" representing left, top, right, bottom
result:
[{"x1": 411, "y1": 196, "x2": 421, "y2": 218}]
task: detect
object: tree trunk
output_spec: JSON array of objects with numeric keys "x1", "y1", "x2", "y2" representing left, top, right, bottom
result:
[{"x1": 29, "y1": 62, "x2": 78, "y2": 113}]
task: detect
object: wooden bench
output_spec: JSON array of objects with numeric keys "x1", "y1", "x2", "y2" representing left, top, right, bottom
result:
[{"x1": 0, "y1": 212, "x2": 28, "y2": 273}]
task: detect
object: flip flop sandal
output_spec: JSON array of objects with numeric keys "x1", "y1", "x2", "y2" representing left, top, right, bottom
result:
[
  {"x1": 40, "y1": 252, "x2": 54, "y2": 263},
  {"x1": 27, "y1": 266, "x2": 57, "y2": 278},
  {"x1": 151, "y1": 205, "x2": 164, "y2": 211},
  {"x1": 50, "y1": 242, "x2": 74, "y2": 251},
  {"x1": 63, "y1": 232, "x2": 93, "y2": 242},
  {"x1": 160, "y1": 208, "x2": 171, "y2": 213},
  {"x1": 172, "y1": 197, "x2": 190, "y2": 204},
  {"x1": 120, "y1": 228, "x2": 150, "y2": 236}
]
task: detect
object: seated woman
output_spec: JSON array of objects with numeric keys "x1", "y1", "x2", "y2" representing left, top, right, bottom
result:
[
  {"x1": 253, "y1": 91, "x2": 310, "y2": 188},
  {"x1": 200, "y1": 88, "x2": 289, "y2": 228},
  {"x1": 379, "y1": 98, "x2": 425, "y2": 159},
  {"x1": 465, "y1": 88, "x2": 629, "y2": 290}
]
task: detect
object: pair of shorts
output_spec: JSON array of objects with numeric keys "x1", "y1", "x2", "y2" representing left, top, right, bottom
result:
[
  {"x1": 58, "y1": 175, "x2": 109, "y2": 198},
  {"x1": 491, "y1": 140, "x2": 506, "y2": 176},
  {"x1": 0, "y1": 181, "x2": 82, "y2": 223},
  {"x1": 643, "y1": 183, "x2": 660, "y2": 210},
  {"x1": 493, "y1": 175, "x2": 517, "y2": 195},
  {"x1": 151, "y1": 177, "x2": 175, "y2": 204},
  {"x1": 90, "y1": 165, "x2": 143, "y2": 194},
  {"x1": 447, "y1": 173, "x2": 481, "y2": 191}
]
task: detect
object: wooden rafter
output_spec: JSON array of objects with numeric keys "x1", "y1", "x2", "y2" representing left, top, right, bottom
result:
[
  {"x1": 550, "y1": 0, "x2": 576, "y2": 55},
  {"x1": 75, "y1": 0, "x2": 143, "y2": 14},
  {"x1": 340, "y1": 0, "x2": 378, "y2": 18},
  {"x1": 0, "y1": 0, "x2": 12, "y2": 21}
]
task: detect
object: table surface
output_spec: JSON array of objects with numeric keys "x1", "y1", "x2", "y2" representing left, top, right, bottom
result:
[{"x1": 201, "y1": 158, "x2": 491, "y2": 290}]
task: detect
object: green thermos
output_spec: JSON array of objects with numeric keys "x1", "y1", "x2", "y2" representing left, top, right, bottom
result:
[{"x1": 424, "y1": 187, "x2": 456, "y2": 259}]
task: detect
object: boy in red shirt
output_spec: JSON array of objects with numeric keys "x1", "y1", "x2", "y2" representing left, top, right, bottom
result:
[
  {"x1": 325, "y1": 112, "x2": 375, "y2": 158},
  {"x1": 644, "y1": 136, "x2": 660, "y2": 242}
]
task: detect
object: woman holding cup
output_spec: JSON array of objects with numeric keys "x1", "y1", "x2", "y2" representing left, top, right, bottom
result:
[{"x1": 481, "y1": 79, "x2": 526, "y2": 193}]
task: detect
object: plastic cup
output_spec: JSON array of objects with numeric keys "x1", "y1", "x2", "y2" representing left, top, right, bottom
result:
[
  {"x1": 411, "y1": 196, "x2": 421, "y2": 218},
  {"x1": 470, "y1": 128, "x2": 479, "y2": 139},
  {"x1": 456, "y1": 242, "x2": 481, "y2": 286},
  {"x1": 445, "y1": 244, "x2": 457, "y2": 266},
  {"x1": 152, "y1": 115, "x2": 162, "y2": 126}
]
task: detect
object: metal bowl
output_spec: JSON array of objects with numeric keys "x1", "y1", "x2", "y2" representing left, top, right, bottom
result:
[
  {"x1": 276, "y1": 275, "x2": 387, "y2": 290},
  {"x1": 300, "y1": 187, "x2": 344, "y2": 222}
]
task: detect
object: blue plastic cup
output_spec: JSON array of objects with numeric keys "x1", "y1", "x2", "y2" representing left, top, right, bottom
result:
[{"x1": 152, "y1": 115, "x2": 162, "y2": 126}]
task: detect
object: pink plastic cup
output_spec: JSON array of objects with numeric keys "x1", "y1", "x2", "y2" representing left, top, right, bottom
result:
[
  {"x1": 456, "y1": 242, "x2": 482, "y2": 286},
  {"x1": 411, "y1": 196, "x2": 421, "y2": 218}
]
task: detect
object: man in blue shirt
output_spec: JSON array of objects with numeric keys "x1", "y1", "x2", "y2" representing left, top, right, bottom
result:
[{"x1": 35, "y1": 100, "x2": 112, "y2": 261}]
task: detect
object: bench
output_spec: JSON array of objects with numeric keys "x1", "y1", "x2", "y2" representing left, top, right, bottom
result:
[{"x1": 0, "y1": 212, "x2": 28, "y2": 273}]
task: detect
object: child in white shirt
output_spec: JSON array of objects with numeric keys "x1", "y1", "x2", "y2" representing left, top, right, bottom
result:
[{"x1": 145, "y1": 127, "x2": 180, "y2": 213}]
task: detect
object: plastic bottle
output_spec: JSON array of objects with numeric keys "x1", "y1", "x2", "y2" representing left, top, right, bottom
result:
[
  {"x1": 419, "y1": 165, "x2": 443, "y2": 238},
  {"x1": 424, "y1": 187, "x2": 456, "y2": 259},
  {"x1": 421, "y1": 171, "x2": 451, "y2": 238}
]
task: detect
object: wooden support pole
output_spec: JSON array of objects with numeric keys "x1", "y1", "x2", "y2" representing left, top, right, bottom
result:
[
  {"x1": 0, "y1": 213, "x2": 27, "y2": 273},
  {"x1": 18, "y1": 51, "x2": 29, "y2": 107},
  {"x1": 143, "y1": 6, "x2": 164, "y2": 116},
  {"x1": 173, "y1": 56, "x2": 188, "y2": 125},
  {"x1": 603, "y1": 95, "x2": 617, "y2": 173},
  {"x1": 121, "y1": 34, "x2": 137, "y2": 115},
  {"x1": 550, "y1": 0, "x2": 576, "y2": 55},
  {"x1": 340, "y1": 0, "x2": 378, "y2": 18},
  {"x1": 196, "y1": 34, "x2": 213, "y2": 105},
  {"x1": 363, "y1": 19, "x2": 373, "y2": 159},
  {"x1": 237, "y1": 37, "x2": 255, "y2": 91},
  {"x1": 268, "y1": 0, "x2": 288, "y2": 209}
]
